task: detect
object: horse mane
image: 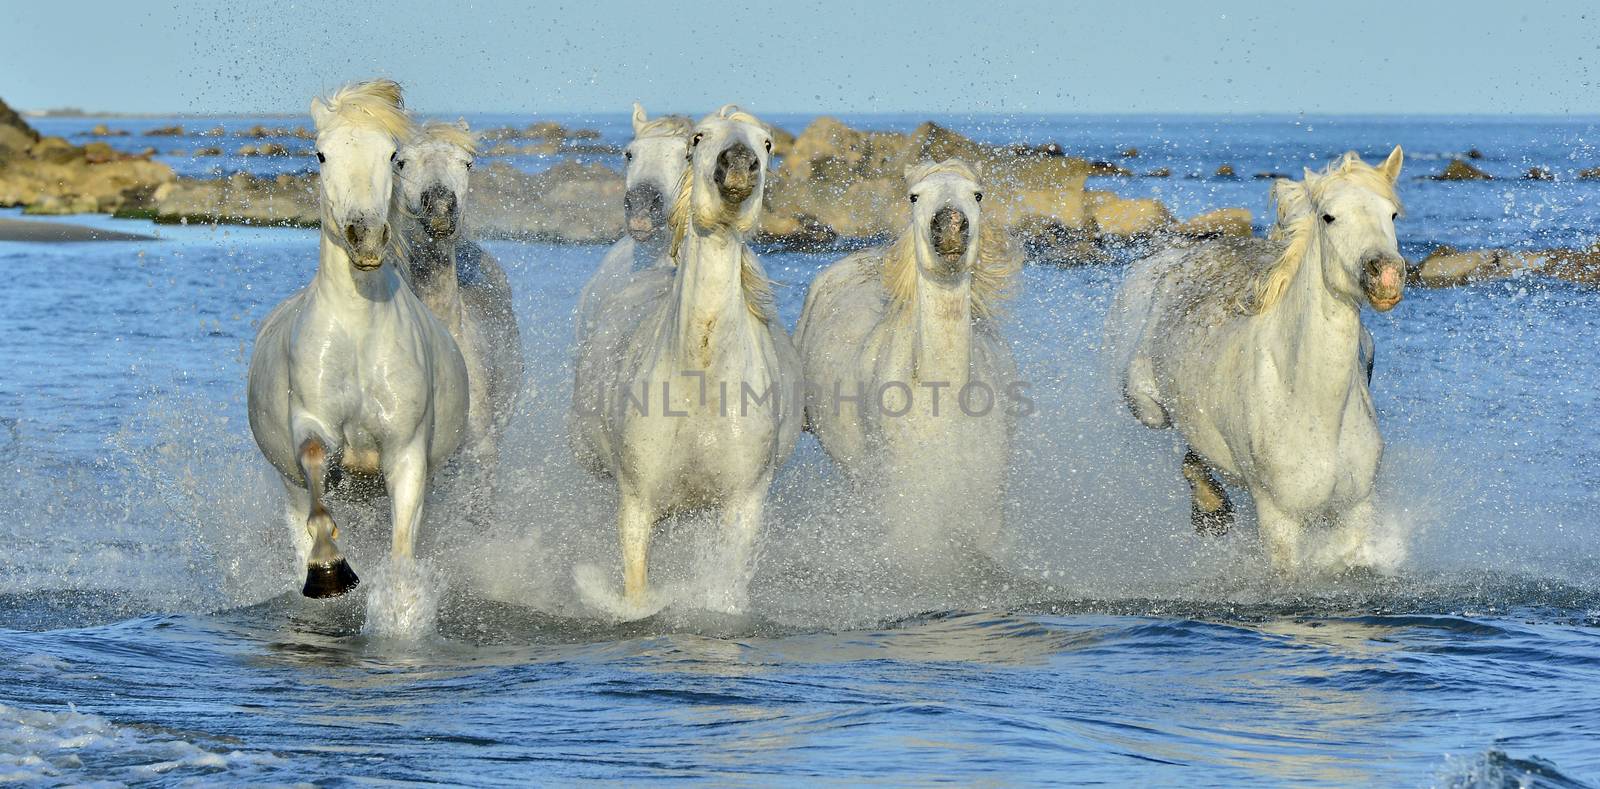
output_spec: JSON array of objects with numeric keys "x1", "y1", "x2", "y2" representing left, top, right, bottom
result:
[
  {"x1": 665, "y1": 105, "x2": 776, "y2": 323},
  {"x1": 1246, "y1": 151, "x2": 1404, "y2": 314},
  {"x1": 882, "y1": 159, "x2": 1022, "y2": 320},
  {"x1": 312, "y1": 79, "x2": 413, "y2": 140},
  {"x1": 413, "y1": 119, "x2": 478, "y2": 156},
  {"x1": 635, "y1": 114, "x2": 693, "y2": 140}
]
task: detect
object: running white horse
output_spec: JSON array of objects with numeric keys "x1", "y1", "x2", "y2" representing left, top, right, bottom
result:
[
  {"x1": 572, "y1": 105, "x2": 801, "y2": 614},
  {"x1": 393, "y1": 119, "x2": 523, "y2": 474},
  {"x1": 795, "y1": 160, "x2": 1022, "y2": 552},
  {"x1": 247, "y1": 80, "x2": 468, "y2": 597},
  {"x1": 1105, "y1": 147, "x2": 1406, "y2": 573},
  {"x1": 574, "y1": 103, "x2": 692, "y2": 341}
]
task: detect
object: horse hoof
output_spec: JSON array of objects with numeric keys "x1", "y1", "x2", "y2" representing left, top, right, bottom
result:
[
  {"x1": 1192, "y1": 504, "x2": 1234, "y2": 537},
  {"x1": 303, "y1": 559, "x2": 360, "y2": 598}
]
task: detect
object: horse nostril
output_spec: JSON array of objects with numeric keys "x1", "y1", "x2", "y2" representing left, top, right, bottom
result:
[
  {"x1": 345, "y1": 223, "x2": 360, "y2": 244},
  {"x1": 746, "y1": 159, "x2": 758, "y2": 174}
]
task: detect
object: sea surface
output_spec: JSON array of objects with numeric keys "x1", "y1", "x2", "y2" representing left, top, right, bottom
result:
[{"x1": 2, "y1": 114, "x2": 1599, "y2": 786}]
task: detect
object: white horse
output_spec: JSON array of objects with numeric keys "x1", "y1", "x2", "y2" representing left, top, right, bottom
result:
[
  {"x1": 574, "y1": 103, "x2": 692, "y2": 342},
  {"x1": 1105, "y1": 147, "x2": 1406, "y2": 573},
  {"x1": 572, "y1": 105, "x2": 801, "y2": 613},
  {"x1": 393, "y1": 119, "x2": 523, "y2": 473},
  {"x1": 795, "y1": 160, "x2": 1023, "y2": 552},
  {"x1": 247, "y1": 80, "x2": 469, "y2": 597}
]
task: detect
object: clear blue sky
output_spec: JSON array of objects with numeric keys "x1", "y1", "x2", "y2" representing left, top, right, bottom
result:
[{"x1": 5, "y1": 1, "x2": 1597, "y2": 115}]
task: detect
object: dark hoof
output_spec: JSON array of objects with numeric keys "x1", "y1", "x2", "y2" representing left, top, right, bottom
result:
[
  {"x1": 1192, "y1": 501, "x2": 1234, "y2": 537},
  {"x1": 303, "y1": 559, "x2": 360, "y2": 598}
]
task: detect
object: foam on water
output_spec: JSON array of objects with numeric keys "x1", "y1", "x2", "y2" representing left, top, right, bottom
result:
[{"x1": 0, "y1": 702, "x2": 281, "y2": 784}]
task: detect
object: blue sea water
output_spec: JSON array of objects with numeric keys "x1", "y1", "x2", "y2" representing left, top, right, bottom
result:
[{"x1": 2, "y1": 114, "x2": 1599, "y2": 786}]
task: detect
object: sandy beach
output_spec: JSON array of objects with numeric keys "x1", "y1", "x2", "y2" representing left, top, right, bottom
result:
[{"x1": 0, "y1": 217, "x2": 153, "y2": 242}]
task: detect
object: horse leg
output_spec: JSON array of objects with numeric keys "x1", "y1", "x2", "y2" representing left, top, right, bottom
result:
[
  {"x1": 280, "y1": 476, "x2": 313, "y2": 567},
  {"x1": 618, "y1": 492, "x2": 653, "y2": 607},
  {"x1": 384, "y1": 441, "x2": 429, "y2": 563},
  {"x1": 1182, "y1": 449, "x2": 1234, "y2": 536},
  {"x1": 298, "y1": 436, "x2": 360, "y2": 598},
  {"x1": 1327, "y1": 495, "x2": 1395, "y2": 572},
  {"x1": 709, "y1": 485, "x2": 766, "y2": 614},
  {"x1": 1253, "y1": 492, "x2": 1303, "y2": 574},
  {"x1": 1123, "y1": 356, "x2": 1170, "y2": 428}
]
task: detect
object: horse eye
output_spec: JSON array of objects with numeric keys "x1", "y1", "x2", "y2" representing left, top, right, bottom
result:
[
  {"x1": 975, "y1": 192, "x2": 983, "y2": 203},
  {"x1": 390, "y1": 151, "x2": 397, "y2": 162},
  {"x1": 1391, "y1": 212, "x2": 1398, "y2": 221},
  {"x1": 692, "y1": 133, "x2": 703, "y2": 147},
  {"x1": 909, "y1": 194, "x2": 918, "y2": 203},
  {"x1": 316, "y1": 152, "x2": 326, "y2": 163},
  {"x1": 465, "y1": 160, "x2": 473, "y2": 170},
  {"x1": 395, "y1": 159, "x2": 406, "y2": 170},
  {"x1": 1322, "y1": 213, "x2": 1336, "y2": 224},
  {"x1": 624, "y1": 151, "x2": 633, "y2": 162},
  {"x1": 764, "y1": 139, "x2": 772, "y2": 153}
]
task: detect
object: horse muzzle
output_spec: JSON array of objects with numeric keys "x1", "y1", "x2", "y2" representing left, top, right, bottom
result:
[
  {"x1": 419, "y1": 185, "x2": 459, "y2": 240},
  {"x1": 344, "y1": 219, "x2": 388, "y2": 270},
  {"x1": 1362, "y1": 255, "x2": 1405, "y2": 312},
  {"x1": 624, "y1": 183, "x2": 666, "y2": 241},
  {"x1": 930, "y1": 206, "x2": 970, "y2": 265},
  {"x1": 713, "y1": 142, "x2": 759, "y2": 205}
]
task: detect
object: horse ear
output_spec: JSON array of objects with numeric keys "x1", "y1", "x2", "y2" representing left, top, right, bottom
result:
[
  {"x1": 632, "y1": 102, "x2": 648, "y2": 135},
  {"x1": 1378, "y1": 145, "x2": 1404, "y2": 183},
  {"x1": 1271, "y1": 178, "x2": 1310, "y2": 224},
  {"x1": 310, "y1": 97, "x2": 333, "y2": 131},
  {"x1": 454, "y1": 117, "x2": 470, "y2": 132}
]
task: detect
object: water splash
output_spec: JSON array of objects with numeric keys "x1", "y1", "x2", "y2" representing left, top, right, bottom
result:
[{"x1": 361, "y1": 556, "x2": 445, "y2": 639}]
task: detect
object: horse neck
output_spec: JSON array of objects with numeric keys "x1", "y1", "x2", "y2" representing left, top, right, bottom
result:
[
  {"x1": 404, "y1": 228, "x2": 463, "y2": 332},
  {"x1": 906, "y1": 253, "x2": 974, "y2": 385},
  {"x1": 671, "y1": 223, "x2": 750, "y2": 368},
  {"x1": 312, "y1": 228, "x2": 399, "y2": 312},
  {"x1": 1258, "y1": 234, "x2": 1362, "y2": 396}
]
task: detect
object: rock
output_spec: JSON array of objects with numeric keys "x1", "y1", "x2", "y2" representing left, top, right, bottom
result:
[
  {"x1": 238, "y1": 142, "x2": 291, "y2": 157},
  {"x1": 1086, "y1": 160, "x2": 1134, "y2": 177},
  {"x1": 1466, "y1": 148, "x2": 1485, "y2": 160},
  {"x1": 1433, "y1": 159, "x2": 1493, "y2": 181},
  {"x1": 467, "y1": 160, "x2": 624, "y2": 243},
  {"x1": 1253, "y1": 171, "x2": 1291, "y2": 180},
  {"x1": 568, "y1": 128, "x2": 602, "y2": 141},
  {"x1": 1414, "y1": 245, "x2": 1540, "y2": 286},
  {"x1": 146, "y1": 125, "x2": 185, "y2": 136},
  {"x1": 1215, "y1": 164, "x2": 1236, "y2": 179},
  {"x1": 1120, "y1": 147, "x2": 1139, "y2": 158},
  {"x1": 23, "y1": 194, "x2": 100, "y2": 215},
  {"x1": 1545, "y1": 244, "x2": 1600, "y2": 285},
  {"x1": 487, "y1": 141, "x2": 559, "y2": 156},
  {"x1": 1176, "y1": 208, "x2": 1252, "y2": 239},
  {"x1": 199, "y1": 126, "x2": 226, "y2": 137},
  {"x1": 89, "y1": 123, "x2": 128, "y2": 137},
  {"x1": 0, "y1": 97, "x2": 40, "y2": 144},
  {"x1": 1143, "y1": 167, "x2": 1171, "y2": 178},
  {"x1": 1579, "y1": 167, "x2": 1600, "y2": 180},
  {"x1": 769, "y1": 125, "x2": 796, "y2": 158},
  {"x1": 1523, "y1": 167, "x2": 1554, "y2": 181},
  {"x1": 193, "y1": 146, "x2": 223, "y2": 157},
  {"x1": 1085, "y1": 191, "x2": 1173, "y2": 238},
  {"x1": 152, "y1": 172, "x2": 319, "y2": 227},
  {"x1": 82, "y1": 141, "x2": 119, "y2": 164}
]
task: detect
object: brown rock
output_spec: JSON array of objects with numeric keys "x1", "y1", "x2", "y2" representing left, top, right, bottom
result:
[
  {"x1": 1120, "y1": 147, "x2": 1139, "y2": 158},
  {"x1": 89, "y1": 123, "x2": 129, "y2": 137},
  {"x1": 1143, "y1": 168, "x2": 1171, "y2": 178},
  {"x1": 1215, "y1": 164, "x2": 1236, "y2": 179},
  {"x1": 1523, "y1": 167, "x2": 1554, "y2": 181},
  {"x1": 146, "y1": 125, "x2": 185, "y2": 136},
  {"x1": 1176, "y1": 208, "x2": 1252, "y2": 239},
  {"x1": 1579, "y1": 167, "x2": 1600, "y2": 180},
  {"x1": 1433, "y1": 160, "x2": 1493, "y2": 181},
  {"x1": 1086, "y1": 191, "x2": 1173, "y2": 238},
  {"x1": 1086, "y1": 160, "x2": 1134, "y2": 177},
  {"x1": 152, "y1": 172, "x2": 319, "y2": 227},
  {"x1": 1414, "y1": 245, "x2": 1539, "y2": 286},
  {"x1": 0, "y1": 97, "x2": 40, "y2": 143}
]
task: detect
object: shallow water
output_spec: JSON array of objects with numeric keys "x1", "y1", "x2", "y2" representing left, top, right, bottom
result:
[{"x1": 3, "y1": 115, "x2": 1600, "y2": 785}]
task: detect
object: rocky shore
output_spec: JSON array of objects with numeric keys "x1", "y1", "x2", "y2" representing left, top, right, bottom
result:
[{"x1": 6, "y1": 96, "x2": 1600, "y2": 287}]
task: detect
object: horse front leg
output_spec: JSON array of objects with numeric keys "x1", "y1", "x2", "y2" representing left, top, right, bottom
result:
[
  {"x1": 709, "y1": 483, "x2": 767, "y2": 614},
  {"x1": 384, "y1": 441, "x2": 430, "y2": 564},
  {"x1": 1253, "y1": 491, "x2": 1304, "y2": 575},
  {"x1": 1182, "y1": 449, "x2": 1234, "y2": 536},
  {"x1": 298, "y1": 436, "x2": 360, "y2": 598},
  {"x1": 618, "y1": 491, "x2": 654, "y2": 608}
]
